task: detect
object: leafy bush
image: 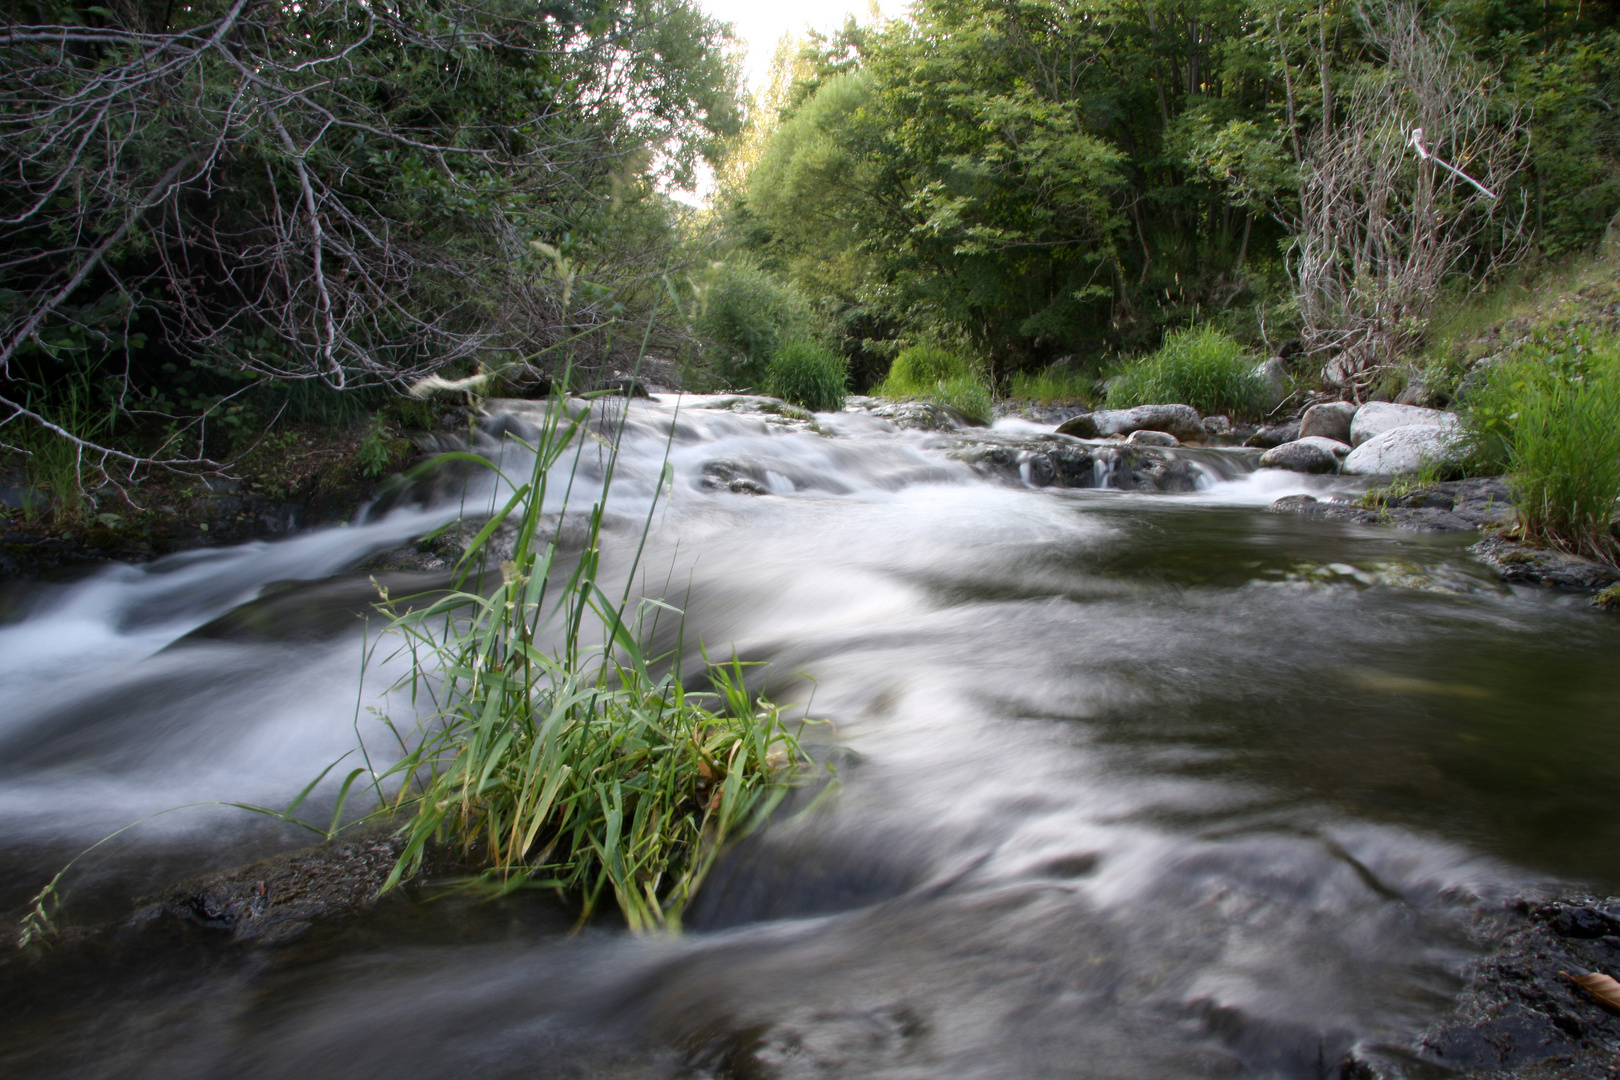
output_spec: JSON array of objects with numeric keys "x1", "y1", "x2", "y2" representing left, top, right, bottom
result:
[
  {"x1": 876, "y1": 344, "x2": 994, "y2": 423},
  {"x1": 1463, "y1": 331, "x2": 1620, "y2": 561},
  {"x1": 696, "y1": 261, "x2": 824, "y2": 388},
  {"x1": 1104, "y1": 327, "x2": 1273, "y2": 419},
  {"x1": 765, "y1": 340, "x2": 848, "y2": 412}
]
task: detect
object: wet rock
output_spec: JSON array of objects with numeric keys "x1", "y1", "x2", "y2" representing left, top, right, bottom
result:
[
  {"x1": 1348, "y1": 402, "x2": 1459, "y2": 447},
  {"x1": 1201, "y1": 415, "x2": 1233, "y2": 436},
  {"x1": 1418, "y1": 894, "x2": 1620, "y2": 1077},
  {"x1": 1342, "y1": 425, "x2": 1467, "y2": 476},
  {"x1": 867, "y1": 400, "x2": 976, "y2": 431},
  {"x1": 1594, "y1": 583, "x2": 1620, "y2": 611},
  {"x1": 1019, "y1": 451, "x2": 1057, "y2": 487},
  {"x1": 141, "y1": 830, "x2": 412, "y2": 946},
  {"x1": 1056, "y1": 404, "x2": 1205, "y2": 441},
  {"x1": 1259, "y1": 437, "x2": 1350, "y2": 474},
  {"x1": 1244, "y1": 420, "x2": 1302, "y2": 449},
  {"x1": 700, "y1": 459, "x2": 771, "y2": 496},
  {"x1": 1471, "y1": 535, "x2": 1620, "y2": 592},
  {"x1": 1270, "y1": 477, "x2": 1517, "y2": 534},
  {"x1": 1299, "y1": 401, "x2": 1358, "y2": 443},
  {"x1": 1127, "y1": 429, "x2": 1181, "y2": 447}
]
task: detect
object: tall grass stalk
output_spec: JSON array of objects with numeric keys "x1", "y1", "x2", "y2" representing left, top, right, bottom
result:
[
  {"x1": 876, "y1": 344, "x2": 993, "y2": 423},
  {"x1": 368, "y1": 391, "x2": 814, "y2": 931},
  {"x1": 1464, "y1": 332, "x2": 1620, "y2": 562},
  {"x1": 1105, "y1": 326, "x2": 1272, "y2": 419}
]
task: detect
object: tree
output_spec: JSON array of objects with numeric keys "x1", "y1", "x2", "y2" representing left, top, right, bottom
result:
[
  {"x1": 1290, "y1": 0, "x2": 1530, "y2": 394},
  {"x1": 0, "y1": 0, "x2": 739, "y2": 479}
]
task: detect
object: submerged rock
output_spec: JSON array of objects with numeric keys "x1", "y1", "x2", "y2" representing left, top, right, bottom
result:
[
  {"x1": 1260, "y1": 436, "x2": 1350, "y2": 474},
  {"x1": 1342, "y1": 425, "x2": 1467, "y2": 476},
  {"x1": 1298, "y1": 401, "x2": 1358, "y2": 443},
  {"x1": 1126, "y1": 429, "x2": 1181, "y2": 447},
  {"x1": 1056, "y1": 404, "x2": 1205, "y2": 441},
  {"x1": 1349, "y1": 402, "x2": 1459, "y2": 447}
]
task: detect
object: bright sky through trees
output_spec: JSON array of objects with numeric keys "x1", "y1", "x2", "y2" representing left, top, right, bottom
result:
[{"x1": 699, "y1": 0, "x2": 907, "y2": 90}]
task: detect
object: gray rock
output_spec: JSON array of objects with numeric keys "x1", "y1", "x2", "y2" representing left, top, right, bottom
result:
[
  {"x1": 1200, "y1": 414, "x2": 1233, "y2": 436},
  {"x1": 1259, "y1": 436, "x2": 1351, "y2": 473},
  {"x1": 1349, "y1": 401, "x2": 1459, "y2": 447},
  {"x1": 1341, "y1": 425, "x2": 1465, "y2": 475},
  {"x1": 1472, "y1": 536, "x2": 1620, "y2": 591},
  {"x1": 1056, "y1": 404, "x2": 1205, "y2": 441},
  {"x1": 1244, "y1": 420, "x2": 1302, "y2": 449},
  {"x1": 1255, "y1": 357, "x2": 1289, "y2": 406},
  {"x1": 1298, "y1": 401, "x2": 1358, "y2": 443},
  {"x1": 1126, "y1": 429, "x2": 1180, "y2": 447}
]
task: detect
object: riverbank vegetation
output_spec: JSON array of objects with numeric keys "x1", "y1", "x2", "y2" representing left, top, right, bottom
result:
[
  {"x1": 369, "y1": 397, "x2": 814, "y2": 930},
  {"x1": 2, "y1": 0, "x2": 1617, "y2": 559}
]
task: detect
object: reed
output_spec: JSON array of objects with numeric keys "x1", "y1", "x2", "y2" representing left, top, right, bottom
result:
[{"x1": 366, "y1": 392, "x2": 815, "y2": 930}]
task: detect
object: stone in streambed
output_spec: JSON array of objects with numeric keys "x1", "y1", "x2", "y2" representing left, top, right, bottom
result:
[
  {"x1": 1244, "y1": 420, "x2": 1301, "y2": 449},
  {"x1": 1349, "y1": 402, "x2": 1458, "y2": 447},
  {"x1": 1299, "y1": 401, "x2": 1358, "y2": 443},
  {"x1": 1126, "y1": 429, "x2": 1180, "y2": 447},
  {"x1": 1056, "y1": 404, "x2": 1205, "y2": 441},
  {"x1": 1260, "y1": 437, "x2": 1350, "y2": 473},
  {"x1": 1341, "y1": 425, "x2": 1465, "y2": 476}
]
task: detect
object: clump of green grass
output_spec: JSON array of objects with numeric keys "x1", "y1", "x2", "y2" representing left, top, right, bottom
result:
[
  {"x1": 1104, "y1": 326, "x2": 1272, "y2": 419},
  {"x1": 370, "y1": 394, "x2": 814, "y2": 931},
  {"x1": 1463, "y1": 330, "x2": 1620, "y2": 562},
  {"x1": 876, "y1": 344, "x2": 993, "y2": 423},
  {"x1": 1006, "y1": 368, "x2": 1093, "y2": 406},
  {"x1": 765, "y1": 340, "x2": 847, "y2": 412}
]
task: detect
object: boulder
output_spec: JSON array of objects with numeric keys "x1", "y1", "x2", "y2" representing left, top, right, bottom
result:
[
  {"x1": 1298, "y1": 401, "x2": 1358, "y2": 443},
  {"x1": 1341, "y1": 424, "x2": 1466, "y2": 475},
  {"x1": 1244, "y1": 420, "x2": 1301, "y2": 449},
  {"x1": 1259, "y1": 436, "x2": 1350, "y2": 473},
  {"x1": 1126, "y1": 429, "x2": 1180, "y2": 447},
  {"x1": 1349, "y1": 401, "x2": 1459, "y2": 447},
  {"x1": 1255, "y1": 357, "x2": 1290, "y2": 406},
  {"x1": 1056, "y1": 404, "x2": 1205, "y2": 441},
  {"x1": 1201, "y1": 414, "x2": 1233, "y2": 436}
]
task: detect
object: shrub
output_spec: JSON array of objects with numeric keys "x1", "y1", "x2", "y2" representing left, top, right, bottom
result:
[
  {"x1": 876, "y1": 344, "x2": 994, "y2": 423},
  {"x1": 1463, "y1": 332, "x2": 1620, "y2": 561},
  {"x1": 765, "y1": 340, "x2": 848, "y2": 412},
  {"x1": 881, "y1": 344, "x2": 974, "y2": 391},
  {"x1": 932, "y1": 375, "x2": 993, "y2": 424},
  {"x1": 695, "y1": 261, "x2": 823, "y2": 389},
  {"x1": 1104, "y1": 326, "x2": 1273, "y2": 419},
  {"x1": 1007, "y1": 368, "x2": 1093, "y2": 405}
]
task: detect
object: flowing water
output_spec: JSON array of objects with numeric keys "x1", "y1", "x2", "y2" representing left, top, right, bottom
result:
[{"x1": 3, "y1": 395, "x2": 1618, "y2": 1079}]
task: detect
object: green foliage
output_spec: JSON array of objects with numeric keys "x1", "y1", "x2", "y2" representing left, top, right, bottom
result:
[
  {"x1": 765, "y1": 340, "x2": 848, "y2": 412},
  {"x1": 1462, "y1": 332, "x2": 1620, "y2": 560},
  {"x1": 876, "y1": 344, "x2": 993, "y2": 423},
  {"x1": 880, "y1": 344, "x2": 975, "y2": 391},
  {"x1": 356, "y1": 415, "x2": 409, "y2": 479},
  {"x1": 1007, "y1": 368, "x2": 1094, "y2": 405},
  {"x1": 374, "y1": 396, "x2": 815, "y2": 930},
  {"x1": 1105, "y1": 327, "x2": 1272, "y2": 419},
  {"x1": 694, "y1": 260, "x2": 824, "y2": 388},
  {"x1": 725, "y1": 0, "x2": 1620, "y2": 377}
]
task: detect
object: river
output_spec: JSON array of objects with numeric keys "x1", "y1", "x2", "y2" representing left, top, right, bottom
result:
[{"x1": 2, "y1": 394, "x2": 1617, "y2": 1079}]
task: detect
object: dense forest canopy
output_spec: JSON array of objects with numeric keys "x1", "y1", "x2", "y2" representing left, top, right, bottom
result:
[
  {"x1": 2, "y1": 0, "x2": 1618, "y2": 488},
  {"x1": 717, "y1": 0, "x2": 1620, "y2": 390}
]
